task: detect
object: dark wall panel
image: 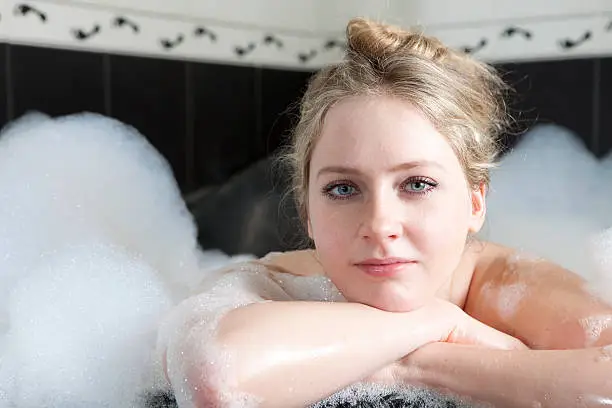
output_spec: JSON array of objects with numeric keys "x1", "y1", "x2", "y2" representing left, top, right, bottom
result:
[
  {"x1": 109, "y1": 54, "x2": 188, "y2": 190},
  {"x1": 191, "y1": 62, "x2": 258, "y2": 186},
  {"x1": 496, "y1": 59, "x2": 596, "y2": 153},
  {"x1": 1, "y1": 41, "x2": 609, "y2": 191},
  {"x1": 259, "y1": 68, "x2": 313, "y2": 156},
  {"x1": 600, "y1": 57, "x2": 612, "y2": 157},
  {"x1": 10, "y1": 45, "x2": 105, "y2": 118},
  {"x1": 0, "y1": 44, "x2": 7, "y2": 128}
]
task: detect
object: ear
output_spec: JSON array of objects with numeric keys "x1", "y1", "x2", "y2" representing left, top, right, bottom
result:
[{"x1": 468, "y1": 182, "x2": 487, "y2": 234}]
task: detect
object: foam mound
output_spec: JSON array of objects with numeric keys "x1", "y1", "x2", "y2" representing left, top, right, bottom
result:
[
  {"x1": 482, "y1": 123, "x2": 612, "y2": 283},
  {"x1": 0, "y1": 112, "x2": 245, "y2": 407}
]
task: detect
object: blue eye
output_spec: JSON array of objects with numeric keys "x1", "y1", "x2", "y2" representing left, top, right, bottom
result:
[
  {"x1": 331, "y1": 184, "x2": 355, "y2": 196},
  {"x1": 402, "y1": 178, "x2": 438, "y2": 195},
  {"x1": 408, "y1": 181, "x2": 427, "y2": 192},
  {"x1": 322, "y1": 181, "x2": 358, "y2": 200}
]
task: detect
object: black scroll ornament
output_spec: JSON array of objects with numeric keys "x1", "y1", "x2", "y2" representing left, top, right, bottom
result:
[
  {"x1": 298, "y1": 49, "x2": 317, "y2": 63},
  {"x1": 235, "y1": 43, "x2": 256, "y2": 57},
  {"x1": 461, "y1": 38, "x2": 487, "y2": 54},
  {"x1": 194, "y1": 26, "x2": 217, "y2": 42},
  {"x1": 263, "y1": 34, "x2": 283, "y2": 48},
  {"x1": 160, "y1": 34, "x2": 184, "y2": 50},
  {"x1": 501, "y1": 26, "x2": 533, "y2": 40},
  {"x1": 324, "y1": 39, "x2": 347, "y2": 51},
  {"x1": 14, "y1": 4, "x2": 47, "y2": 22},
  {"x1": 73, "y1": 24, "x2": 101, "y2": 41},
  {"x1": 559, "y1": 31, "x2": 592, "y2": 50},
  {"x1": 113, "y1": 16, "x2": 139, "y2": 34}
]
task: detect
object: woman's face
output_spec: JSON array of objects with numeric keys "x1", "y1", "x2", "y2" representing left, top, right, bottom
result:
[{"x1": 307, "y1": 95, "x2": 486, "y2": 312}]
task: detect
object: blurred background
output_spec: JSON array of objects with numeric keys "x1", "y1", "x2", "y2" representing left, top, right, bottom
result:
[{"x1": 0, "y1": 0, "x2": 610, "y2": 256}]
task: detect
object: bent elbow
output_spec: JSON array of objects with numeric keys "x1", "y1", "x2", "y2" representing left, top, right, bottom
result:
[
  {"x1": 161, "y1": 346, "x2": 210, "y2": 405},
  {"x1": 181, "y1": 354, "x2": 263, "y2": 408},
  {"x1": 163, "y1": 325, "x2": 259, "y2": 408},
  {"x1": 162, "y1": 340, "x2": 221, "y2": 408}
]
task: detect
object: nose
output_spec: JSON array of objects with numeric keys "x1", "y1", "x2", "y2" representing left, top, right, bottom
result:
[{"x1": 359, "y1": 197, "x2": 403, "y2": 242}]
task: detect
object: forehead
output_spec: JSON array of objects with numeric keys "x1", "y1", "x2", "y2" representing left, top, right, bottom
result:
[{"x1": 311, "y1": 95, "x2": 460, "y2": 172}]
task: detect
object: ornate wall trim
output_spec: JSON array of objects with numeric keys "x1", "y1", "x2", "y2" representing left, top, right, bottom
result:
[{"x1": 1, "y1": 0, "x2": 611, "y2": 70}]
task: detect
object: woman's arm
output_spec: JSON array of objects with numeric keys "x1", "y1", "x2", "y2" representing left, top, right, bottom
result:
[
  {"x1": 193, "y1": 299, "x2": 524, "y2": 408},
  {"x1": 162, "y1": 265, "x2": 523, "y2": 408},
  {"x1": 160, "y1": 262, "x2": 444, "y2": 408},
  {"x1": 403, "y1": 342, "x2": 612, "y2": 408},
  {"x1": 204, "y1": 300, "x2": 441, "y2": 408}
]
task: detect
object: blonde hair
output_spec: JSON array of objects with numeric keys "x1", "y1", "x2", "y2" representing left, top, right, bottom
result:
[{"x1": 284, "y1": 17, "x2": 511, "y2": 224}]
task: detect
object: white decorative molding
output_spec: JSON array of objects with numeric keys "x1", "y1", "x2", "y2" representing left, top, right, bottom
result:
[
  {"x1": 0, "y1": 0, "x2": 11, "y2": 41},
  {"x1": 0, "y1": 0, "x2": 611, "y2": 69},
  {"x1": 1, "y1": 0, "x2": 346, "y2": 70},
  {"x1": 405, "y1": 0, "x2": 606, "y2": 29},
  {"x1": 428, "y1": 13, "x2": 612, "y2": 63}
]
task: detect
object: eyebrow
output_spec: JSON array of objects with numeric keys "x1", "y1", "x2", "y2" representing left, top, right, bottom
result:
[{"x1": 316, "y1": 161, "x2": 445, "y2": 179}]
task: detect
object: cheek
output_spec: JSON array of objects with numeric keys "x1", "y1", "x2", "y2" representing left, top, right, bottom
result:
[
  {"x1": 308, "y1": 202, "x2": 359, "y2": 273},
  {"x1": 415, "y1": 192, "x2": 472, "y2": 257},
  {"x1": 308, "y1": 199, "x2": 356, "y2": 243}
]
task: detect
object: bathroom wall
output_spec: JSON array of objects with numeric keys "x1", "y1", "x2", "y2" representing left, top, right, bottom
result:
[
  {"x1": 0, "y1": 1, "x2": 611, "y2": 195},
  {"x1": 3, "y1": 1, "x2": 610, "y2": 66}
]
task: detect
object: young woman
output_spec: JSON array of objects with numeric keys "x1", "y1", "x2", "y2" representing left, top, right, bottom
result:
[{"x1": 158, "y1": 18, "x2": 612, "y2": 408}]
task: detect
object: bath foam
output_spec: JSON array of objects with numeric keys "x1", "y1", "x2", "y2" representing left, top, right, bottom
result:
[
  {"x1": 597, "y1": 345, "x2": 612, "y2": 362},
  {"x1": 579, "y1": 315, "x2": 612, "y2": 347},
  {"x1": 482, "y1": 124, "x2": 610, "y2": 283},
  {"x1": 145, "y1": 382, "x2": 485, "y2": 408},
  {"x1": 0, "y1": 243, "x2": 173, "y2": 408},
  {"x1": 487, "y1": 124, "x2": 601, "y2": 217},
  {"x1": 311, "y1": 382, "x2": 481, "y2": 408},
  {"x1": 586, "y1": 227, "x2": 612, "y2": 307},
  {"x1": 0, "y1": 112, "x2": 248, "y2": 407},
  {"x1": 594, "y1": 152, "x2": 612, "y2": 228},
  {"x1": 586, "y1": 396, "x2": 612, "y2": 406},
  {"x1": 477, "y1": 280, "x2": 524, "y2": 323},
  {"x1": 159, "y1": 292, "x2": 263, "y2": 408},
  {"x1": 496, "y1": 281, "x2": 528, "y2": 321},
  {"x1": 0, "y1": 112, "x2": 204, "y2": 307}
]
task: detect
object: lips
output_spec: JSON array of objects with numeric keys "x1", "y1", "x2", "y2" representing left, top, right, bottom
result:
[{"x1": 355, "y1": 258, "x2": 416, "y2": 277}]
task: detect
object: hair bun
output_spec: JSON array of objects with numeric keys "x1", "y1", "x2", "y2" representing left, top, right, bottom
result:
[
  {"x1": 346, "y1": 18, "x2": 412, "y2": 60},
  {"x1": 346, "y1": 17, "x2": 449, "y2": 62}
]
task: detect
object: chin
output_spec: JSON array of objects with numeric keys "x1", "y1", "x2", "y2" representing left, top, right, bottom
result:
[
  {"x1": 361, "y1": 292, "x2": 430, "y2": 313},
  {"x1": 336, "y1": 277, "x2": 434, "y2": 312},
  {"x1": 376, "y1": 299, "x2": 427, "y2": 313}
]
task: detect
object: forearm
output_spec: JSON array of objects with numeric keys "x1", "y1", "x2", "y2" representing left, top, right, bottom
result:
[
  {"x1": 408, "y1": 342, "x2": 612, "y2": 407},
  {"x1": 186, "y1": 301, "x2": 439, "y2": 408}
]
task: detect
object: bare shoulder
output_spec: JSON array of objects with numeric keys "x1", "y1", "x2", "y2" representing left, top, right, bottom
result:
[
  {"x1": 464, "y1": 240, "x2": 612, "y2": 349},
  {"x1": 255, "y1": 249, "x2": 325, "y2": 277}
]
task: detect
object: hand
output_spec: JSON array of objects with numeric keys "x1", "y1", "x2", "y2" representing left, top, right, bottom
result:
[
  {"x1": 428, "y1": 299, "x2": 528, "y2": 351},
  {"x1": 361, "y1": 300, "x2": 527, "y2": 386}
]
